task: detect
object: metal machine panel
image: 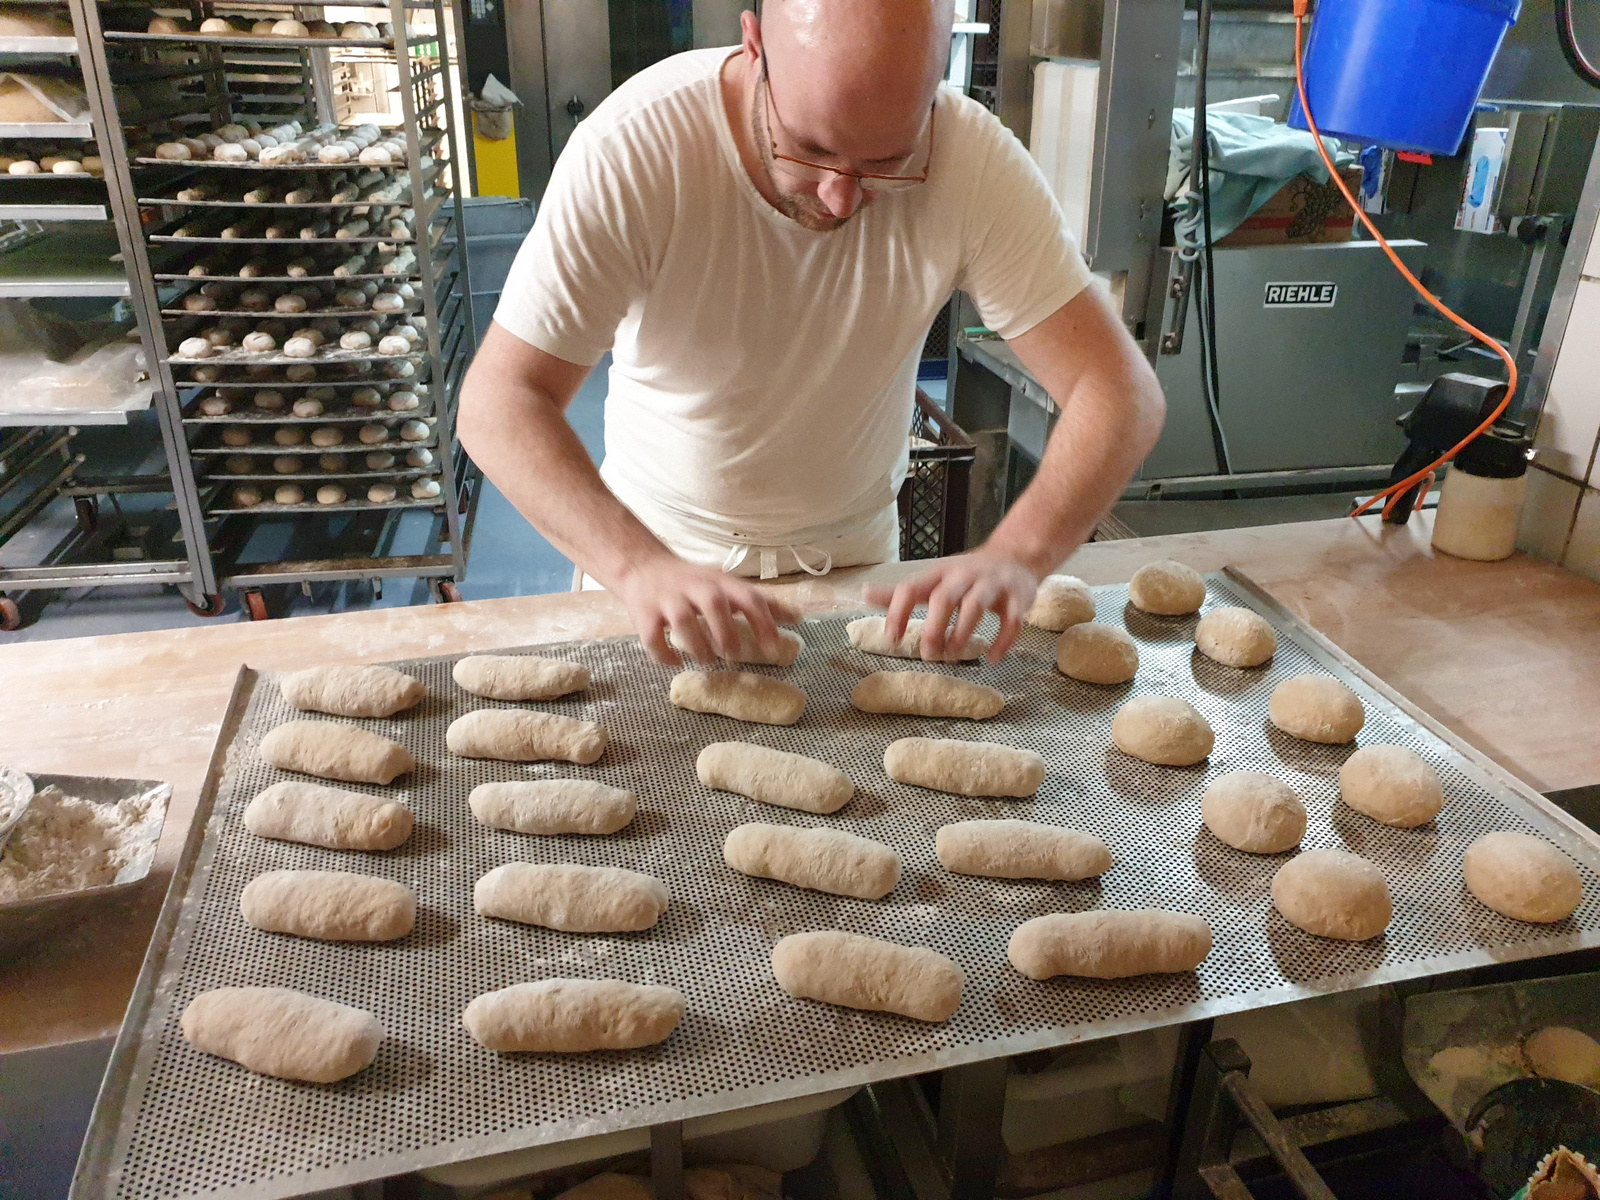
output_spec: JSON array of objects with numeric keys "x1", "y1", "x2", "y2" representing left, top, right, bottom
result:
[{"x1": 1148, "y1": 239, "x2": 1426, "y2": 478}]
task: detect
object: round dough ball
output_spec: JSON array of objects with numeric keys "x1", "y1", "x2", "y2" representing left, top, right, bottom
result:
[
  {"x1": 371, "y1": 291, "x2": 405, "y2": 312},
  {"x1": 271, "y1": 18, "x2": 309, "y2": 36},
  {"x1": 272, "y1": 455, "x2": 302, "y2": 474},
  {"x1": 1056, "y1": 623, "x2": 1138, "y2": 685},
  {"x1": 52, "y1": 159, "x2": 86, "y2": 175},
  {"x1": 351, "y1": 386, "x2": 382, "y2": 408},
  {"x1": 148, "y1": 15, "x2": 185, "y2": 33},
  {"x1": 1339, "y1": 745, "x2": 1443, "y2": 828},
  {"x1": 386, "y1": 390, "x2": 419, "y2": 412},
  {"x1": 155, "y1": 141, "x2": 190, "y2": 160},
  {"x1": 399, "y1": 419, "x2": 428, "y2": 442},
  {"x1": 232, "y1": 485, "x2": 262, "y2": 506},
  {"x1": 251, "y1": 19, "x2": 276, "y2": 34},
  {"x1": 253, "y1": 389, "x2": 284, "y2": 410},
  {"x1": 310, "y1": 426, "x2": 343, "y2": 447},
  {"x1": 242, "y1": 331, "x2": 275, "y2": 353},
  {"x1": 273, "y1": 426, "x2": 305, "y2": 446},
  {"x1": 224, "y1": 454, "x2": 252, "y2": 474},
  {"x1": 178, "y1": 336, "x2": 213, "y2": 358},
  {"x1": 1272, "y1": 849, "x2": 1391, "y2": 941},
  {"x1": 199, "y1": 395, "x2": 231, "y2": 416},
  {"x1": 1129, "y1": 560, "x2": 1206, "y2": 615},
  {"x1": 239, "y1": 289, "x2": 271, "y2": 311},
  {"x1": 1027, "y1": 574, "x2": 1095, "y2": 631},
  {"x1": 1194, "y1": 606, "x2": 1277, "y2": 668},
  {"x1": 377, "y1": 334, "x2": 410, "y2": 356},
  {"x1": 1270, "y1": 675, "x2": 1365, "y2": 744},
  {"x1": 183, "y1": 293, "x2": 218, "y2": 313},
  {"x1": 292, "y1": 397, "x2": 324, "y2": 418},
  {"x1": 274, "y1": 484, "x2": 304, "y2": 505},
  {"x1": 203, "y1": 327, "x2": 234, "y2": 347},
  {"x1": 405, "y1": 447, "x2": 432, "y2": 468},
  {"x1": 290, "y1": 327, "x2": 325, "y2": 347},
  {"x1": 283, "y1": 336, "x2": 318, "y2": 358},
  {"x1": 1201, "y1": 772, "x2": 1306, "y2": 854},
  {"x1": 285, "y1": 364, "x2": 317, "y2": 382},
  {"x1": 340, "y1": 330, "x2": 372, "y2": 350},
  {"x1": 358, "y1": 145, "x2": 393, "y2": 165},
  {"x1": 358, "y1": 423, "x2": 388, "y2": 445},
  {"x1": 274, "y1": 294, "x2": 308, "y2": 314},
  {"x1": 1463, "y1": 832, "x2": 1582, "y2": 924},
  {"x1": 1111, "y1": 696, "x2": 1213, "y2": 767},
  {"x1": 7, "y1": 160, "x2": 39, "y2": 174},
  {"x1": 213, "y1": 143, "x2": 248, "y2": 162},
  {"x1": 368, "y1": 483, "x2": 397, "y2": 502},
  {"x1": 318, "y1": 453, "x2": 347, "y2": 472},
  {"x1": 317, "y1": 483, "x2": 346, "y2": 505},
  {"x1": 221, "y1": 427, "x2": 252, "y2": 447},
  {"x1": 411, "y1": 477, "x2": 441, "y2": 500},
  {"x1": 366, "y1": 451, "x2": 395, "y2": 470},
  {"x1": 199, "y1": 17, "x2": 236, "y2": 33},
  {"x1": 1524, "y1": 1027, "x2": 1600, "y2": 1086}
]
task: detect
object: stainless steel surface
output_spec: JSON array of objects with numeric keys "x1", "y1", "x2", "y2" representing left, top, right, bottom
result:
[
  {"x1": 541, "y1": 0, "x2": 612, "y2": 163},
  {"x1": 76, "y1": 574, "x2": 1600, "y2": 1200},
  {"x1": 1031, "y1": 0, "x2": 1104, "y2": 60},
  {"x1": 1484, "y1": 0, "x2": 1600, "y2": 107},
  {"x1": 0, "y1": 764, "x2": 35, "y2": 859}
]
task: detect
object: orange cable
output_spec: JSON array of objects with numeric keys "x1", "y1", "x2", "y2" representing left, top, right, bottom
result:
[{"x1": 1292, "y1": 6, "x2": 1518, "y2": 519}]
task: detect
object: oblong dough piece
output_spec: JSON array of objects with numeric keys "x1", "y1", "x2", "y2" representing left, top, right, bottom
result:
[
  {"x1": 1200, "y1": 772, "x2": 1305, "y2": 854},
  {"x1": 446, "y1": 709, "x2": 607, "y2": 764},
  {"x1": 1194, "y1": 606, "x2": 1276, "y2": 668},
  {"x1": 463, "y1": 979, "x2": 686, "y2": 1052},
  {"x1": 1463, "y1": 831, "x2": 1582, "y2": 923},
  {"x1": 452, "y1": 654, "x2": 590, "y2": 701},
  {"x1": 474, "y1": 862, "x2": 668, "y2": 932},
  {"x1": 243, "y1": 779, "x2": 414, "y2": 850},
  {"x1": 850, "y1": 671, "x2": 1003, "y2": 720},
  {"x1": 1524, "y1": 1026, "x2": 1600, "y2": 1085},
  {"x1": 771, "y1": 930, "x2": 963, "y2": 1022},
  {"x1": 696, "y1": 742, "x2": 853, "y2": 814},
  {"x1": 1269, "y1": 675, "x2": 1365, "y2": 744},
  {"x1": 723, "y1": 823, "x2": 901, "y2": 900},
  {"x1": 670, "y1": 617, "x2": 804, "y2": 666},
  {"x1": 280, "y1": 663, "x2": 425, "y2": 717},
  {"x1": 1026, "y1": 574, "x2": 1095, "y2": 631},
  {"x1": 1338, "y1": 745, "x2": 1443, "y2": 828},
  {"x1": 1128, "y1": 560, "x2": 1206, "y2": 615},
  {"x1": 1008, "y1": 910, "x2": 1211, "y2": 979},
  {"x1": 239, "y1": 869, "x2": 415, "y2": 941},
  {"x1": 1056, "y1": 623, "x2": 1139, "y2": 684},
  {"x1": 259, "y1": 719, "x2": 415, "y2": 784},
  {"x1": 936, "y1": 820, "x2": 1111, "y2": 881},
  {"x1": 468, "y1": 780, "x2": 636, "y2": 835},
  {"x1": 1271, "y1": 849, "x2": 1391, "y2": 940},
  {"x1": 1111, "y1": 696, "x2": 1214, "y2": 766},
  {"x1": 846, "y1": 615, "x2": 988, "y2": 662},
  {"x1": 181, "y1": 986, "x2": 381, "y2": 1082},
  {"x1": 668, "y1": 670, "x2": 805, "y2": 726},
  {"x1": 884, "y1": 737, "x2": 1045, "y2": 797}
]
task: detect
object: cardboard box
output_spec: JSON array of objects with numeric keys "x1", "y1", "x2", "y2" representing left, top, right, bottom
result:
[{"x1": 1217, "y1": 167, "x2": 1363, "y2": 247}]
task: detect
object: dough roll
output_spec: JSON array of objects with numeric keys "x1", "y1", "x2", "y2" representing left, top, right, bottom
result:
[
  {"x1": 668, "y1": 670, "x2": 805, "y2": 726},
  {"x1": 446, "y1": 709, "x2": 607, "y2": 764},
  {"x1": 242, "y1": 779, "x2": 414, "y2": 850},
  {"x1": 670, "y1": 617, "x2": 805, "y2": 666},
  {"x1": 468, "y1": 780, "x2": 636, "y2": 835},
  {"x1": 259, "y1": 719, "x2": 415, "y2": 784},
  {"x1": 850, "y1": 671, "x2": 1004, "y2": 720},
  {"x1": 474, "y1": 862, "x2": 669, "y2": 932},
  {"x1": 723, "y1": 823, "x2": 901, "y2": 900},
  {"x1": 452, "y1": 654, "x2": 590, "y2": 701},
  {"x1": 846, "y1": 615, "x2": 988, "y2": 661},
  {"x1": 936, "y1": 820, "x2": 1111, "y2": 881},
  {"x1": 181, "y1": 986, "x2": 382, "y2": 1082},
  {"x1": 884, "y1": 737, "x2": 1045, "y2": 797},
  {"x1": 1008, "y1": 910, "x2": 1212, "y2": 979},
  {"x1": 239, "y1": 869, "x2": 416, "y2": 941},
  {"x1": 462, "y1": 979, "x2": 686, "y2": 1052},
  {"x1": 279, "y1": 663, "x2": 424, "y2": 717},
  {"x1": 696, "y1": 742, "x2": 854, "y2": 814},
  {"x1": 771, "y1": 930, "x2": 964, "y2": 1022}
]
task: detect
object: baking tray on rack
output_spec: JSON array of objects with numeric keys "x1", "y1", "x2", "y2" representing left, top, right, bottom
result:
[{"x1": 74, "y1": 570, "x2": 1600, "y2": 1200}]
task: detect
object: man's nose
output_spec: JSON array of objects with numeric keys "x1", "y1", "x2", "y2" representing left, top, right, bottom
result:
[{"x1": 816, "y1": 173, "x2": 863, "y2": 219}]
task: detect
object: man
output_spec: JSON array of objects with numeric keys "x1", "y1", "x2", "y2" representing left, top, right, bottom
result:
[{"x1": 458, "y1": 0, "x2": 1164, "y2": 666}]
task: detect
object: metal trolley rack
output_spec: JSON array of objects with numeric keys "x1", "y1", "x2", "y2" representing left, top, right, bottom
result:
[{"x1": 74, "y1": 0, "x2": 478, "y2": 620}]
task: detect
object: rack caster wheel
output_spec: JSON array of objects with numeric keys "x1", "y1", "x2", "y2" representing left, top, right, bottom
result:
[
  {"x1": 0, "y1": 596, "x2": 19, "y2": 632},
  {"x1": 430, "y1": 580, "x2": 462, "y2": 604},
  {"x1": 184, "y1": 593, "x2": 226, "y2": 618},
  {"x1": 242, "y1": 590, "x2": 270, "y2": 621}
]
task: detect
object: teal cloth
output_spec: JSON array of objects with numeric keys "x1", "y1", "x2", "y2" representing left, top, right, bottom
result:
[{"x1": 1170, "y1": 109, "x2": 1355, "y2": 251}]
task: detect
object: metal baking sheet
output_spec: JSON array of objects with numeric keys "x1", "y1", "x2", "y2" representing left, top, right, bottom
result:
[{"x1": 74, "y1": 572, "x2": 1600, "y2": 1200}]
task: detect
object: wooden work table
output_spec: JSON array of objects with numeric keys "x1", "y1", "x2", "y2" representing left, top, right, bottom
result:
[{"x1": 3, "y1": 513, "x2": 1599, "y2": 1054}]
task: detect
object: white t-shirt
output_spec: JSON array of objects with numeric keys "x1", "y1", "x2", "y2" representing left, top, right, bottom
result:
[{"x1": 495, "y1": 48, "x2": 1093, "y2": 574}]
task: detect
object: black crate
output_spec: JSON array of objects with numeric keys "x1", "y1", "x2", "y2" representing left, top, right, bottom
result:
[{"x1": 899, "y1": 387, "x2": 976, "y2": 561}]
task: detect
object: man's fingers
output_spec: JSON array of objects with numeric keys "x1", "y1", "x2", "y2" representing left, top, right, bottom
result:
[
  {"x1": 947, "y1": 582, "x2": 997, "y2": 658},
  {"x1": 920, "y1": 576, "x2": 969, "y2": 660},
  {"x1": 884, "y1": 571, "x2": 939, "y2": 642},
  {"x1": 665, "y1": 602, "x2": 717, "y2": 664},
  {"x1": 728, "y1": 589, "x2": 784, "y2": 659},
  {"x1": 863, "y1": 583, "x2": 895, "y2": 608},
  {"x1": 639, "y1": 612, "x2": 680, "y2": 667},
  {"x1": 695, "y1": 591, "x2": 743, "y2": 661},
  {"x1": 987, "y1": 593, "x2": 1025, "y2": 663}
]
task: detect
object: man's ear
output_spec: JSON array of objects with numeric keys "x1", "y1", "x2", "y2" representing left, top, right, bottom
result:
[{"x1": 739, "y1": 7, "x2": 762, "y2": 62}]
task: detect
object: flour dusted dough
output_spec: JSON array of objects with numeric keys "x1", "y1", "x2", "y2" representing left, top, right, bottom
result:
[
  {"x1": 696, "y1": 742, "x2": 853, "y2": 814},
  {"x1": 1026, "y1": 575, "x2": 1095, "y2": 631},
  {"x1": 1271, "y1": 849, "x2": 1391, "y2": 940},
  {"x1": 259, "y1": 719, "x2": 415, "y2": 784},
  {"x1": 850, "y1": 671, "x2": 1004, "y2": 720},
  {"x1": 1269, "y1": 675, "x2": 1365, "y2": 744},
  {"x1": 1008, "y1": 910, "x2": 1212, "y2": 979},
  {"x1": 1194, "y1": 606, "x2": 1277, "y2": 668},
  {"x1": 240, "y1": 870, "x2": 415, "y2": 940},
  {"x1": 1200, "y1": 772, "x2": 1305, "y2": 854},
  {"x1": 243, "y1": 780, "x2": 414, "y2": 850},
  {"x1": 181, "y1": 986, "x2": 381, "y2": 1082},
  {"x1": 446, "y1": 709, "x2": 607, "y2": 764},
  {"x1": 452, "y1": 654, "x2": 590, "y2": 701},
  {"x1": 668, "y1": 670, "x2": 805, "y2": 726},
  {"x1": 1462, "y1": 831, "x2": 1582, "y2": 923},
  {"x1": 1111, "y1": 696, "x2": 1214, "y2": 766},
  {"x1": 1338, "y1": 745, "x2": 1443, "y2": 828},
  {"x1": 1128, "y1": 560, "x2": 1206, "y2": 615},
  {"x1": 280, "y1": 663, "x2": 425, "y2": 717},
  {"x1": 846, "y1": 615, "x2": 988, "y2": 661},
  {"x1": 936, "y1": 820, "x2": 1111, "y2": 881},
  {"x1": 884, "y1": 737, "x2": 1045, "y2": 797},
  {"x1": 468, "y1": 780, "x2": 635, "y2": 835},
  {"x1": 771, "y1": 930, "x2": 963, "y2": 1022},
  {"x1": 1524, "y1": 1026, "x2": 1600, "y2": 1085},
  {"x1": 474, "y1": 863, "x2": 669, "y2": 932},
  {"x1": 463, "y1": 979, "x2": 686, "y2": 1052},
  {"x1": 1055, "y1": 623, "x2": 1139, "y2": 684},
  {"x1": 669, "y1": 617, "x2": 805, "y2": 666},
  {"x1": 723, "y1": 823, "x2": 901, "y2": 900}
]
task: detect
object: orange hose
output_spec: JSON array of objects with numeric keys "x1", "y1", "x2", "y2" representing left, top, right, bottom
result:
[{"x1": 1292, "y1": 8, "x2": 1518, "y2": 519}]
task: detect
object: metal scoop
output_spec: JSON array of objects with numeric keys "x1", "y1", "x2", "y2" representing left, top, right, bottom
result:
[{"x1": 0, "y1": 765, "x2": 35, "y2": 858}]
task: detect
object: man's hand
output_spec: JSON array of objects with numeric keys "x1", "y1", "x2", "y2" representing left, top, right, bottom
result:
[
  {"x1": 865, "y1": 549, "x2": 1038, "y2": 664},
  {"x1": 611, "y1": 553, "x2": 802, "y2": 666}
]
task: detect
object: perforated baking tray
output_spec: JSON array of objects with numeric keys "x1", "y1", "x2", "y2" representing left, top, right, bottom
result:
[{"x1": 73, "y1": 570, "x2": 1600, "y2": 1200}]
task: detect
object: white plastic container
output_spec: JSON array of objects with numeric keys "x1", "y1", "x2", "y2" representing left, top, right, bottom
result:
[{"x1": 1432, "y1": 463, "x2": 1529, "y2": 562}]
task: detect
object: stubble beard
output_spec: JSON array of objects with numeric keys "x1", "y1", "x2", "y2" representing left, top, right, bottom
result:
[{"x1": 751, "y1": 85, "x2": 851, "y2": 233}]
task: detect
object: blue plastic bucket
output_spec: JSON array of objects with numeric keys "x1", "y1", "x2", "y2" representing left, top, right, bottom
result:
[{"x1": 1288, "y1": 0, "x2": 1520, "y2": 156}]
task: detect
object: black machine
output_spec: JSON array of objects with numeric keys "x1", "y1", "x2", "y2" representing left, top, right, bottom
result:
[{"x1": 1383, "y1": 373, "x2": 1532, "y2": 524}]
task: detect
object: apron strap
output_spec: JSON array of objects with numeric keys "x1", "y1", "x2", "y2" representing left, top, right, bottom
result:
[{"x1": 721, "y1": 542, "x2": 834, "y2": 580}]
